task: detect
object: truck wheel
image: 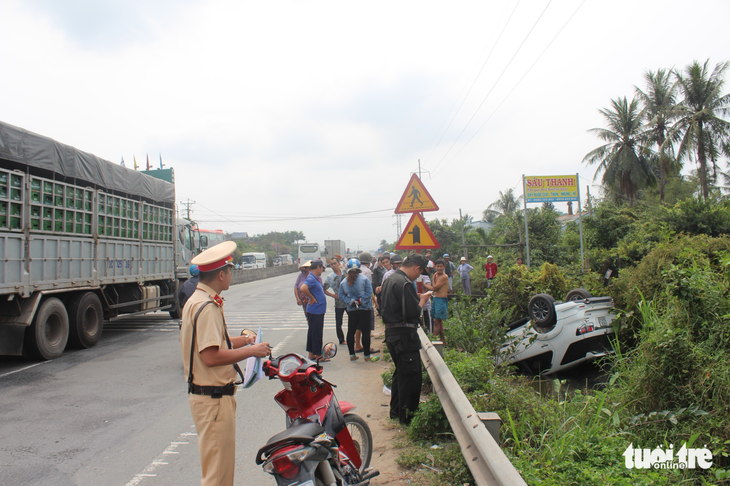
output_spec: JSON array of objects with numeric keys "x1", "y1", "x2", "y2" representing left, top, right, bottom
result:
[
  {"x1": 169, "y1": 280, "x2": 184, "y2": 319},
  {"x1": 25, "y1": 297, "x2": 69, "y2": 360},
  {"x1": 67, "y1": 292, "x2": 104, "y2": 349},
  {"x1": 528, "y1": 294, "x2": 557, "y2": 332}
]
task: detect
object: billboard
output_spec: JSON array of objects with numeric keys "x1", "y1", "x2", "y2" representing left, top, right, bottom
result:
[{"x1": 524, "y1": 175, "x2": 579, "y2": 203}]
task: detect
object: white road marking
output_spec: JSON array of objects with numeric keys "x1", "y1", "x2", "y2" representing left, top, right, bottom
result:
[
  {"x1": 0, "y1": 361, "x2": 49, "y2": 379},
  {"x1": 125, "y1": 428, "x2": 196, "y2": 486}
]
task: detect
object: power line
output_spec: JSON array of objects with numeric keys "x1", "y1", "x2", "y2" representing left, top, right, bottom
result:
[
  {"x1": 422, "y1": 1, "x2": 520, "y2": 166},
  {"x1": 194, "y1": 208, "x2": 396, "y2": 225},
  {"x1": 431, "y1": 0, "x2": 554, "y2": 175},
  {"x1": 433, "y1": 0, "x2": 586, "y2": 176}
]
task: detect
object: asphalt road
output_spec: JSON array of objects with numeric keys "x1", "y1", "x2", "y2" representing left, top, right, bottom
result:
[{"x1": 0, "y1": 270, "x2": 381, "y2": 486}]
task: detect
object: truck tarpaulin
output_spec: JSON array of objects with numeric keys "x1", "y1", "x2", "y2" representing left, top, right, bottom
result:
[{"x1": 0, "y1": 121, "x2": 174, "y2": 206}]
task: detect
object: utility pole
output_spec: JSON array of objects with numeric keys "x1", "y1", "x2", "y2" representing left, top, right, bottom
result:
[
  {"x1": 180, "y1": 199, "x2": 195, "y2": 220},
  {"x1": 459, "y1": 208, "x2": 467, "y2": 261}
]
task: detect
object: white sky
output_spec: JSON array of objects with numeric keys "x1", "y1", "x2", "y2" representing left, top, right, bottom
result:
[{"x1": 1, "y1": 0, "x2": 728, "y2": 252}]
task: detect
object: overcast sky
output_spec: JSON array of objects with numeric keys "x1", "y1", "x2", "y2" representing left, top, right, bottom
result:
[{"x1": 2, "y1": 0, "x2": 728, "y2": 252}]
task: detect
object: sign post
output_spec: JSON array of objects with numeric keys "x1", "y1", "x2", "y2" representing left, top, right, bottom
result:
[{"x1": 394, "y1": 174, "x2": 440, "y2": 251}]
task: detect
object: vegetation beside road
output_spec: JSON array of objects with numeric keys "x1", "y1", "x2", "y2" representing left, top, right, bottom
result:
[{"x1": 381, "y1": 200, "x2": 730, "y2": 485}]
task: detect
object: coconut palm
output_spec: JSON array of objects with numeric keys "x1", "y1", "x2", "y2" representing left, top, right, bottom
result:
[
  {"x1": 583, "y1": 96, "x2": 655, "y2": 207},
  {"x1": 485, "y1": 188, "x2": 524, "y2": 243},
  {"x1": 672, "y1": 59, "x2": 730, "y2": 200},
  {"x1": 635, "y1": 68, "x2": 679, "y2": 202},
  {"x1": 486, "y1": 188, "x2": 522, "y2": 218}
]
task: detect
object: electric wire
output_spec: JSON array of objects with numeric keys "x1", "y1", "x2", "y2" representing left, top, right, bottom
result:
[
  {"x1": 422, "y1": 1, "x2": 519, "y2": 165},
  {"x1": 430, "y1": 0, "x2": 554, "y2": 175},
  {"x1": 193, "y1": 207, "x2": 395, "y2": 225},
  {"x1": 432, "y1": 0, "x2": 586, "y2": 176}
]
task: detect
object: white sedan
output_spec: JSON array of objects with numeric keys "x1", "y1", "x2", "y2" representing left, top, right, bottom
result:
[{"x1": 498, "y1": 289, "x2": 616, "y2": 375}]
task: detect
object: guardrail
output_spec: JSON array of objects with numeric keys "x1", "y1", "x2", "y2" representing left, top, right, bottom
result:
[{"x1": 417, "y1": 328, "x2": 527, "y2": 486}]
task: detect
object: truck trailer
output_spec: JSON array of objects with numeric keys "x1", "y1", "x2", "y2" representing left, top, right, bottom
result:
[
  {"x1": 0, "y1": 121, "x2": 199, "y2": 360},
  {"x1": 324, "y1": 240, "x2": 346, "y2": 261}
]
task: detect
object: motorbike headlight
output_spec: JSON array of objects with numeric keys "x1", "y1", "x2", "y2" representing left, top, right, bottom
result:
[{"x1": 279, "y1": 356, "x2": 303, "y2": 377}]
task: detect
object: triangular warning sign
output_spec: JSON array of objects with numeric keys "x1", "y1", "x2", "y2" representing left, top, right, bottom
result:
[
  {"x1": 395, "y1": 174, "x2": 439, "y2": 213},
  {"x1": 395, "y1": 213, "x2": 440, "y2": 250}
]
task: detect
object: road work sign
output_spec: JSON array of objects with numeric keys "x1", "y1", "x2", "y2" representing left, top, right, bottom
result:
[
  {"x1": 395, "y1": 213, "x2": 440, "y2": 250},
  {"x1": 395, "y1": 174, "x2": 439, "y2": 213}
]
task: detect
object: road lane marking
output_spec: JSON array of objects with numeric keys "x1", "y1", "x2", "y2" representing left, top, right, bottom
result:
[
  {"x1": 125, "y1": 427, "x2": 196, "y2": 486},
  {"x1": 126, "y1": 328, "x2": 301, "y2": 485},
  {"x1": 0, "y1": 361, "x2": 49, "y2": 379}
]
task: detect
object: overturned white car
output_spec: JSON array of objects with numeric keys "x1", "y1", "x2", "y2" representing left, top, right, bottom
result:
[{"x1": 498, "y1": 289, "x2": 617, "y2": 375}]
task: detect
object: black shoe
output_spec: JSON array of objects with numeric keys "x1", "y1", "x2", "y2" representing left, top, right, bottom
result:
[{"x1": 369, "y1": 348, "x2": 380, "y2": 354}]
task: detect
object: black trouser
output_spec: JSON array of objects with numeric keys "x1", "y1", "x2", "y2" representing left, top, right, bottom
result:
[
  {"x1": 334, "y1": 307, "x2": 346, "y2": 343},
  {"x1": 346, "y1": 310, "x2": 371, "y2": 356},
  {"x1": 385, "y1": 326, "x2": 422, "y2": 424}
]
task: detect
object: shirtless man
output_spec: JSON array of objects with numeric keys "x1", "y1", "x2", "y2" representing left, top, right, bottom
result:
[{"x1": 425, "y1": 258, "x2": 448, "y2": 344}]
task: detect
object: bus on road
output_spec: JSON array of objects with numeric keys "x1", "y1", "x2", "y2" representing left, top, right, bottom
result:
[
  {"x1": 298, "y1": 243, "x2": 322, "y2": 266},
  {"x1": 198, "y1": 228, "x2": 226, "y2": 251},
  {"x1": 241, "y1": 252, "x2": 267, "y2": 269}
]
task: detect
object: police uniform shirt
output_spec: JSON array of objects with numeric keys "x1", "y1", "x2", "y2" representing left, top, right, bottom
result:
[{"x1": 180, "y1": 282, "x2": 237, "y2": 386}]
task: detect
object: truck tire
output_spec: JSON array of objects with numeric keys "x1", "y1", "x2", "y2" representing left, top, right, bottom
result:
[
  {"x1": 25, "y1": 297, "x2": 69, "y2": 360},
  {"x1": 169, "y1": 280, "x2": 184, "y2": 319},
  {"x1": 67, "y1": 292, "x2": 104, "y2": 349}
]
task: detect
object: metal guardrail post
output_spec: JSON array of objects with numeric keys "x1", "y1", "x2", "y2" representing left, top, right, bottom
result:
[{"x1": 417, "y1": 328, "x2": 527, "y2": 486}]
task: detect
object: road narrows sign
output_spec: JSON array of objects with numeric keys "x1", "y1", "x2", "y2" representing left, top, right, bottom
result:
[
  {"x1": 395, "y1": 213, "x2": 440, "y2": 250},
  {"x1": 395, "y1": 174, "x2": 439, "y2": 213}
]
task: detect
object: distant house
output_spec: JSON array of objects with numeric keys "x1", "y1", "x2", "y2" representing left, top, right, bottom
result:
[
  {"x1": 557, "y1": 212, "x2": 589, "y2": 229},
  {"x1": 230, "y1": 232, "x2": 249, "y2": 239}
]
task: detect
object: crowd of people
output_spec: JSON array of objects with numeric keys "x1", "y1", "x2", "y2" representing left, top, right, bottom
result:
[
  {"x1": 292, "y1": 251, "x2": 516, "y2": 361},
  {"x1": 179, "y1": 240, "x2": 523, "y2": 484}
]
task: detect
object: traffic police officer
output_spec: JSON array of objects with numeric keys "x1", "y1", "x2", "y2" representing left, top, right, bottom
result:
[
  {"x1": 380, "y1": 253, "x2": 432, "y2": 424},
  {"x1": 180, "y1": 241, "x2": 271, "y2": 486}
]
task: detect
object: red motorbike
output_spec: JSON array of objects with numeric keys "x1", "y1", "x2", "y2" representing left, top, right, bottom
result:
[{"x1": 255, "y1": 342, "x2": 379, "y2": 485}]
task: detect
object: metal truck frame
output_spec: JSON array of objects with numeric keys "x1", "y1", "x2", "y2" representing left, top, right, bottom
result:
[{"x1": 0, "y1": 121, "x2": 198, "y2": 360}]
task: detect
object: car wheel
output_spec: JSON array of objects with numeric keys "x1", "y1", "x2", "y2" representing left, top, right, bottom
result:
[
  {"x1": 565, "y1": 288, "x2": 592, "y2": 302},
  {"x1": 528, "y1": 294, "x2": 556, "y2": 331}
]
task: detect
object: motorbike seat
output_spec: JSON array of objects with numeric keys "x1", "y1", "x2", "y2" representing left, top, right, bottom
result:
[{"x1": 255, "y1": 419, "x2": 326, "y2": 465}]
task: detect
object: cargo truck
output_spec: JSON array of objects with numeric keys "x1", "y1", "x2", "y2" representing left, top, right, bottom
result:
[
  {"x1": 0, "y1": 121, "x2": 199, "y2": 360},
  {"x1": 324, "y1": 240, "x2": 346, "y2": 261}
]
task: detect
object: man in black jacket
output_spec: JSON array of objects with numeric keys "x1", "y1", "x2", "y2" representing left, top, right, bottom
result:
[{"x1": 380, "y1": 253, "x2": 432, "y2": 424}]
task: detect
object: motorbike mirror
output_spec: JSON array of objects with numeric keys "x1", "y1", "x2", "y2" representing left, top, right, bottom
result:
[
  {"x1": 322, "y1": 342, "x2": 337, "y2": 359},
  {"x1": 241, "y1": 329, "x2": 257, "y2": 340}
]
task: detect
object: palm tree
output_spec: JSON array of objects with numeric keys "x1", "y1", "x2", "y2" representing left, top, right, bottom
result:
[
  {"x1": 672, "y1": 59, "x2": 730, "y2": 200},
  {"x1": 485, "y1": 188, "x2": 522, "y2": 218},
  {"x1": 583, "y1": 96, "x2": 655, "y2": 207},
  {"x1": 485, "y1": 188, "x2": 524, "y2": 243},
  {"x1": 635, "y1": 69, "x2": 679, "y2": 202}
]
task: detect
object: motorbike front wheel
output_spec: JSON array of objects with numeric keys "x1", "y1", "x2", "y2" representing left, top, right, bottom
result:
[{"x1": 344, "y1": 413, "x2": 373, "y2": 472}]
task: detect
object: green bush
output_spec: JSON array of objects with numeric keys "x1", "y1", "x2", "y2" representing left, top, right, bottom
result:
[{"x1": 445, "y1": 297, "x2": 513, "y2": 355}]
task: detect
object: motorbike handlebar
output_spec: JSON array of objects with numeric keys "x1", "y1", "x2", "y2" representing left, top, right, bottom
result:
[{"x1": 309, "y1": 372, "x2": 325, "y2": 387}]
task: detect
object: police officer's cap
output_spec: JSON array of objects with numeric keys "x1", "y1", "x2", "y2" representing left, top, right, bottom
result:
[{"x1": 191, "y1": 241, "x2": 237, "y2": 272}]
